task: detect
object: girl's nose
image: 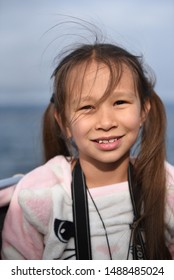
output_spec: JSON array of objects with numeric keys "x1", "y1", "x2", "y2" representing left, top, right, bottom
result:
[{"x1": 95, "y1": 107, "x2": 118, "y2": 131}]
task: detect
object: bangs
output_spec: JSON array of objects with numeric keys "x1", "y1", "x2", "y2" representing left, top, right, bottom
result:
[{"x1": 65, "y1": 57, "x2": 137, "y2": 112}]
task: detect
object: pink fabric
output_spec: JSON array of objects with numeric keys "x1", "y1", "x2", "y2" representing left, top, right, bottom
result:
[
  {"x1": 1, "y1": 156, "x2": 71, "y2": 259},
  {"x1": 165, "y1": 162, "x2": 174, "y2": 259},
  {"x1": 1, "y1": 157, "x2": 174, "y2": 259},
  {"x1": 0, "y1": 186, "x2": 16, "y2": 207}
]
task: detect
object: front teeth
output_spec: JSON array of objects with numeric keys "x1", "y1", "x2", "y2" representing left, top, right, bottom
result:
[{"x1": 98, "y1": 139, "x2": 116, "y2": 144}]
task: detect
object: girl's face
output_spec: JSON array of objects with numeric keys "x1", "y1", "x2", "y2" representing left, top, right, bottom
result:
[{"x1": 64, "y1": 62, "x2": 149, "y2": 170}]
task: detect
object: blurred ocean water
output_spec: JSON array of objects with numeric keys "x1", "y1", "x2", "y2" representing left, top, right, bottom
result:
[
  {"x1": 0, "y1": 105, "x2": 44, "y2": 179},
  {"x1": 0, "y1": 103, "x2": 174, "y2": 179}
]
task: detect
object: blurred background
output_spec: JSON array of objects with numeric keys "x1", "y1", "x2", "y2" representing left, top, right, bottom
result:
[{"x1": 0, "y1": 0, "x2": 174, "y2": 179}]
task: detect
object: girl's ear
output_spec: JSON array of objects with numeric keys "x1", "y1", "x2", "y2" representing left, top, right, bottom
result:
[
  {"x1": 141, "y1": 99, "x2": 151, "y2": 125},
  {"x1": 54, "y1": 111, "x2": 72, "y2": 138}
]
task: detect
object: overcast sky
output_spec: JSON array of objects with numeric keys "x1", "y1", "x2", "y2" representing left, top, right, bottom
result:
[{"x1": 0, "y1": 0, "x2": 174, "y2": 105}]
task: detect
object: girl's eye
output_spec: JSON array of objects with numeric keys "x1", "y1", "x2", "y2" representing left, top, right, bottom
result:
[
  {"x1": 78, "y1": 105, "x2": 94, "y2": 111},
  {"x1": 114, "y1": 100, "x2": 126, "y2": 106}
]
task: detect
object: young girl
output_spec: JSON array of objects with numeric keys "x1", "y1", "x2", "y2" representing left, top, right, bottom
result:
[{"x1": 1, "y1": 43, "x2": 174, "y2": 260}]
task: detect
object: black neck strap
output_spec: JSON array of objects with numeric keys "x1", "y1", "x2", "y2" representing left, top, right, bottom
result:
[{"x1": 71, "y1": 161, "x2": 92, "y2": 260}]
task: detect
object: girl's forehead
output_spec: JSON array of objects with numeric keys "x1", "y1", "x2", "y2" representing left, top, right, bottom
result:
[
  {"x1": 67, "y1": 61, "x2": 103, "y2": 87},
  {"x1": 66, "y1": 61, "x2": 135, "y2": 99}
]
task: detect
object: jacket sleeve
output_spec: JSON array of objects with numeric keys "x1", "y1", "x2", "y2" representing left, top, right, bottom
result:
[
  {"x1": 1, "y1": 159, "x2": 61, "y2": 260},
  {"x1": 0, "y1": 186, "x2": 16, "y2": 208},
  {"x1": 165, "y1": 162, "x2": 174, "y2": 259}
]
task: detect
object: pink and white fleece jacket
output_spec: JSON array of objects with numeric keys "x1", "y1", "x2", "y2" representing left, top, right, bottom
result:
[
  {"x1": 1, "y1": 156, "x2": 174, "y2": 260},
  {"x1": 0, "y1": 184, "x2": 16, "y2": 208}
]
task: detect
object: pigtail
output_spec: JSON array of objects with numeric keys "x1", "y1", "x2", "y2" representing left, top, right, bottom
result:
[
  {"x1": 42, "y1": 103, "x2": 70, "y2": 162},
  {"x1": 135, "y1": 91, "x2": 171, "y2": 259}
]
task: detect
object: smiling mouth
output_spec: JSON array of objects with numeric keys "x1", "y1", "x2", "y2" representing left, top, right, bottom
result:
[
  {"x1": 97, "y1": 138, "x2": 117, "y2": 144},
  {"x1": 93, "y1": 136, "x2": 123, "y2": 144}
]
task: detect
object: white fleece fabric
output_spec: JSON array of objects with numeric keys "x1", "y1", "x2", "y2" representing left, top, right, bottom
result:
[{"x1": 1, "y1": 156, "x2": 174, "y2": 259}]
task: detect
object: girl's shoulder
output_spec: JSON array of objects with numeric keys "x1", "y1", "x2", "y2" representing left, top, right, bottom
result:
[
  {"x1": 14, "y1": 155, "x2": 72, "y2": 193},
  {"x1": 0, "y1": 156, "x2": 72, "y2": 207}
]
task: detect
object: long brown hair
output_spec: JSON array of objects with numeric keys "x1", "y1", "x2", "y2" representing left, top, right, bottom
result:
[{"x1": 43, "y1": 43, "x2": 171, "y2": 259}]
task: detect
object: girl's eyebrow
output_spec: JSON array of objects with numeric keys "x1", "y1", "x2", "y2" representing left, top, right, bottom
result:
[
  {"x1": 113, "y1": 90, "x2": 136, "y2": 96},
  {"x1": 112, "y1": 91, "x2": 137, "y2": 99},
  {"x1": 72, "y1": 96, "x2": 96, "y2": 106}
]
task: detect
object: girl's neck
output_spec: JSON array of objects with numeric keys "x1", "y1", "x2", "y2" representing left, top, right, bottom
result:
[{"x1": 78, "y1": 156, "x2": 129, "y2": 188}]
